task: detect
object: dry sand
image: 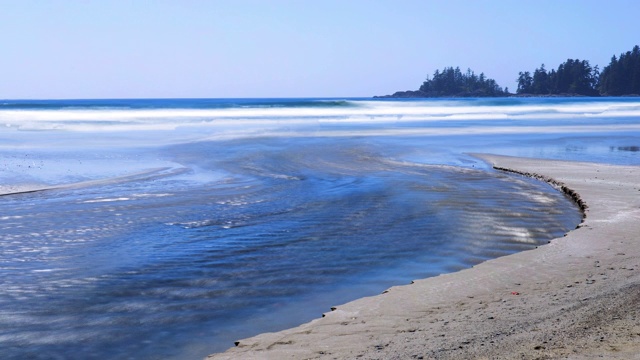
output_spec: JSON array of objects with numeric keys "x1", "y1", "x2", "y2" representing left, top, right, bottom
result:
[{"x1": 207, "y1": 154, "x2": 640, "y2": 360}]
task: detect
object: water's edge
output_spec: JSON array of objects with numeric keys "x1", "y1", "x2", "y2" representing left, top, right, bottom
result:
[{"x1": 206, "y1": 153, "x2": 588, "y2": 357}]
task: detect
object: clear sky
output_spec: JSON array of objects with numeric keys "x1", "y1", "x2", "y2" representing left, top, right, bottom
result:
[{"x1": 1, "y1": 0, "x2": 638, "y2": 99}]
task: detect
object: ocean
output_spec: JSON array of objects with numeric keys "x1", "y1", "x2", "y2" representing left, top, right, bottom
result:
[{"x1": 1, "y1": 97, "x2": 638, "y2": 359}]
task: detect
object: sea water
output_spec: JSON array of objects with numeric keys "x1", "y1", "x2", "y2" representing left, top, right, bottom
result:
[{"x1": 0, "y1": 98, "x2": 638, "y2": 359}]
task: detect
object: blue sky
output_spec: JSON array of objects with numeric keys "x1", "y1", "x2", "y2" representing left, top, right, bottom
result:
[{"x1": 1, "y1": 0, "x2": 638, "y2": 99}]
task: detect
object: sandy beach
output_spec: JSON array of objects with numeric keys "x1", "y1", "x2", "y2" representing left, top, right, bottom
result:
[{"x1": 207, "y1": 154, "x2": 640, "y2": 359}]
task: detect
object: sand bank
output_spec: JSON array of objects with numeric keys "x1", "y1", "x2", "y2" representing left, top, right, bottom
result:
[{"x1": 207, "y1": 154, "x2": 640, "y2": 359}]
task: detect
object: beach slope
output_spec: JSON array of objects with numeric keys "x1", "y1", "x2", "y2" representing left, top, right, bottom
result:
[{"x1": 207, "y1": 154, "x2": 640, "y2": 359}]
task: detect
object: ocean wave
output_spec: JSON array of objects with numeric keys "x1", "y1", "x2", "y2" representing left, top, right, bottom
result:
[
  {"x1": 0, "y1": 98, "x2": 357, "y2": 110},
  {"x1": 1, "y1": 98, "x2": 638, "y2": 124}
]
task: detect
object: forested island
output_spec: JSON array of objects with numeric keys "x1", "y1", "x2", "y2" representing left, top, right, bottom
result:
[
  {"x1": 376, "y1": 45, "x2": 640, "y2": 98},
  {"x1": 377, "y1": 67, "x2": 509, "y2": 98}
]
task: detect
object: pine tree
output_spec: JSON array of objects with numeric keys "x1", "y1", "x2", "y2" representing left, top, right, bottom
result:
[
  {"x1": 599, "y1": 46, "x2": 640, "y2": 95},
  {"x1": 532, "y1": 64, "x2": 549, "y2": 94},
  {"x1": 517, "y1": 71, "x2": 533, "y2": 94}
]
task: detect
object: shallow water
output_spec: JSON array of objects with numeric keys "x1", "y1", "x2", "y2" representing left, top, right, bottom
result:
[{"x1": 0, "y1": 98, "x2": 638, "y2": 359}]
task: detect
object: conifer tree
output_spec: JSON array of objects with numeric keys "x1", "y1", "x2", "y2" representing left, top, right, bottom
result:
[{"x1": 600, "y1": 45, "x2": 640, "y2": 95}]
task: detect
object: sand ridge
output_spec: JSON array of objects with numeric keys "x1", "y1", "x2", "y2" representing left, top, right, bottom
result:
[{"x1": 207, "y1": 154, "x2": 640, "y2": 359}]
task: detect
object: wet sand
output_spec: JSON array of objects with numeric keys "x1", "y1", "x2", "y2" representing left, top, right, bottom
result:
[{"x1": 207, "y1": 154, "x2": 640, "y2": 359}]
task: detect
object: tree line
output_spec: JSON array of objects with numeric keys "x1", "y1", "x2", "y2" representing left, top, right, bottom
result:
[
  {"x1": 517, "y1": 45, "x2": 640, "y2": 96},
  {"x1": 377, "y1": 67, "x2": 508, "y2": 98},
  {"x1": 418, "y1": 67, "x2": 507, "y2": 97},
  {"x1": 377, "y1": 45, "x2": 640, "y2": 98}
]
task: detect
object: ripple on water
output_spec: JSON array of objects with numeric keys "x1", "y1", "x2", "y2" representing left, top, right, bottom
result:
[{"x1": 0, "y1": 141, "x2": 582, "y2": 360}]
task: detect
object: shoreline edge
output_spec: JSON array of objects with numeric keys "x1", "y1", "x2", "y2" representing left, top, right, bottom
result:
[{"x1": 207, "y1": 154, "x2": 640, "y2": 359}]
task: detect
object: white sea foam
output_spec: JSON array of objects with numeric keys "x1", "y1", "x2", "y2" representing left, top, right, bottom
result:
[
  {"x1": 2, "y1": 100, "x2": 640, "y2": 134},
  {"x1": 132, "y1": 193, "x2": 173, "y2": 198},
  {"x1": 82, "y1": 197, "x2": 132, "y2": 203},
  {"x1": 250, "y1": 123, "x2": 640, "y2": 139}
]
